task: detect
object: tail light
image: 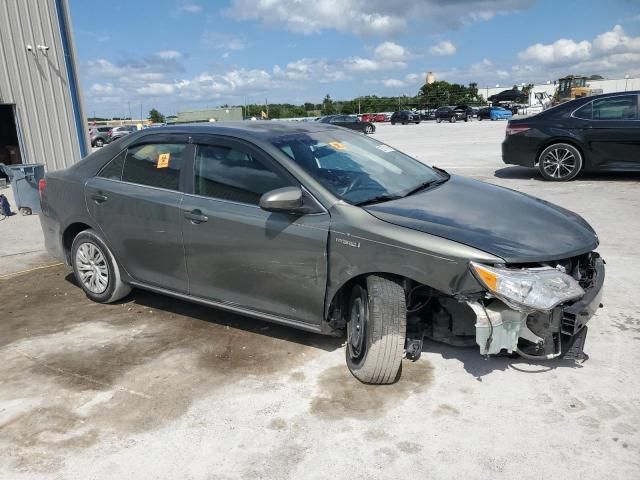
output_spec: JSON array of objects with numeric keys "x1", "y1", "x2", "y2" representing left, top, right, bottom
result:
[
  {"x1": 506, "y1": 122, "x2": 531, "y2": 136},
  {"x1": 38, "y1": 178, "x2": 47, "y2": 200}
]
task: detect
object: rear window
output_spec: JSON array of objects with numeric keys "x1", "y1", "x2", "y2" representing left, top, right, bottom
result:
[{"x1": 121, "y1": 143, "x2": 186, "y2": 191}]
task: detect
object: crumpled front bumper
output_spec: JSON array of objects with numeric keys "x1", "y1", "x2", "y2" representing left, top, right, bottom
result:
[{"x1": 471, "y1": 255, "x2": 605, "y2": 359}]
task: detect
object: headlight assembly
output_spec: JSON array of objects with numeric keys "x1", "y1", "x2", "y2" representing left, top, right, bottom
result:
[{"x1": 470, "y1": 261, "x2": 585, "y2": 311}]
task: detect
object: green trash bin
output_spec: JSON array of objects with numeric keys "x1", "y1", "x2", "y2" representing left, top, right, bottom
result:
[{"x1": 0, "y1": 163, "x2": 45, "y2": 215}]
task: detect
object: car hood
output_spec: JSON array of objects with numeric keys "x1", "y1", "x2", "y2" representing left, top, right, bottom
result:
[{"x1": 364, "y1": 175, "x2": 598, "y2": 263}]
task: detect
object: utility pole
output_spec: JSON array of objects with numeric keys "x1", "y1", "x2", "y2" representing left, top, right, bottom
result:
[
  {"x1": 358, "y1": 97, "x2": 361, "y2": 115},
  {"x1": 127, "y1": 101, "x2": 132, "y2": 122},
  {"x1": 140, "y1": 104, "x2": 143, "y2": 123}
]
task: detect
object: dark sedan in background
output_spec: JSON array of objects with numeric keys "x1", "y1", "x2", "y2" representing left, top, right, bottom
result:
[
  {"x1": 390, "y1": 110, "x2": 420, "y2": 125},
  {"x1": 435, "y1": 105, "x2": 473, "y2": 123},
  {"x1": 317, "y1": 115, "x2": 375, "y2": 134},
  {"x1": 503, "y1": 91, "x2": 640, "y2": 181}
]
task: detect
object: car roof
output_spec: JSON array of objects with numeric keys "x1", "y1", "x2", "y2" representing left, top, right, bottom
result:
[{"x1": 124, "y1": 121, "x2": 345, "y2": 142}]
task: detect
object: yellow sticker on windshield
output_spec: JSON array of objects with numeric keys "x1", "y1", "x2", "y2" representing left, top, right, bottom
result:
[
  {"x1": 328, "y1": 141, "x2": 346, "y2": 150},
  {"x1": 157, "y1": 153, "x2": 170, "y2": 169}
]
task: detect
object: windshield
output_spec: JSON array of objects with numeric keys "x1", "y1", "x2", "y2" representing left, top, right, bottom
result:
[{"x1": 271, "y1": 130, "x2": 443, "y2": 205}]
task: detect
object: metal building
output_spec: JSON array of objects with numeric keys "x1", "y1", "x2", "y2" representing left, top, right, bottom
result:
[{"x1": 0, "y1": 0, "x2": 88, "y2": 172}]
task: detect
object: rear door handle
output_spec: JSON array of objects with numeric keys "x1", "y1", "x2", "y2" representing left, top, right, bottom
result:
[
  {"x1": 90, "y1": 193, "x2": 108, "y2": 203},
  {"x1": 184, "y1": 209, "x2": 208, "y2": 224}
]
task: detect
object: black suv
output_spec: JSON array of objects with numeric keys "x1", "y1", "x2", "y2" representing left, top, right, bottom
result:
[
  {"x1": 435, "y1": 105, "x2": 473, "y2": 123},
  {"x1": 390, "y1": 110, "x2": 421, "y2": 125}
]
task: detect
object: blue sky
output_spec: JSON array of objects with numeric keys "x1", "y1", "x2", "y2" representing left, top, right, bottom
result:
[{"x1": 69, "y1": 0, "x2": 640, "y2": 117}]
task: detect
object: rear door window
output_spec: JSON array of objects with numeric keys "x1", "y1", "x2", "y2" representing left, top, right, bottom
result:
[
  {"x1": 592, "y1": 95, "x2": 638, "y2": 120},
  {"x1": 121, "y1": 143, "x2": 186, "y2": 191},
  {"x1": 573, "y1": 102, "x2": 593, "y2": 120}
]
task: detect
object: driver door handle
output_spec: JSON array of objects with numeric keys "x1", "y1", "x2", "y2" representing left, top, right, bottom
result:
[
  {"x1": 184, "y1": 209, "x2": 208, "y2": 224},
  {"x1": 90, "y1": 193, "x2": 108, "y2": 203}
]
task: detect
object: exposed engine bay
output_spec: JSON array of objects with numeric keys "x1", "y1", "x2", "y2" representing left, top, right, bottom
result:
[{"x1": 404, "y1": 252, "x2": 604, "y2": 361}]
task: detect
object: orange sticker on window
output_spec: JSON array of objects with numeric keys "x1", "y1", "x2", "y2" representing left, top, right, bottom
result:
[
  {"x1": 328, "y1": 141, "x2": 346, "y2": 150},
  {"x1": 157, "y1": 153, "x2": 170, "y2": 168}
]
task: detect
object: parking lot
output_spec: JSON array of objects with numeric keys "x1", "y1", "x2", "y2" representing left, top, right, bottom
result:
[{"x1": 1, "y1": 120, "x2": 639, "y2": 479}]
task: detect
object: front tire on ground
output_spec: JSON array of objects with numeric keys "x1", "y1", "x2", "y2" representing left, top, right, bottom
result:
[
  {"x1": 450, "y1": 116, "x2": 456, "y2": 123},
  {"x1": 71, "y1": 229, "x2": 131, "y2": 303},
  {"x1": 346, "y1": 275, "x2": 407, "y2": 384},
  {"x1": 537, "y1": 143, "x2": 583, "y2": 181}
]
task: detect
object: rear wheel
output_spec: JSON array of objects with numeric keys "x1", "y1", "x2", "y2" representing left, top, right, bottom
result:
[
  {"x1": 364, "y1": 124, "x2": 374, "y2": 134},
  {"x1": 478, "y1": 116, "x2": 483, "y2": 121},
  {"x1": 436, "y1": 118, "x2": 441, "y2": 123},
  {"x1": 346, "y1": 275, "x2": 407, "y2": 384},
  {"x1": 450, "y1": 116, "x2": 456, "y2": 123},
  {"x1": 537, "y1": 143, "x2": 583, "y2": 181},
  {"x1": 95, "y1": 138, "x2": 104, "y2": 147},
  {"x1": 71, "y1": 229, "x2": 131, "y2": 303}
]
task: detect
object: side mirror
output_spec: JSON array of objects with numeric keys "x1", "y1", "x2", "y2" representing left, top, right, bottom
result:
[{"x1": 259, "y1": 186, "x2": 304, "y2": 213}]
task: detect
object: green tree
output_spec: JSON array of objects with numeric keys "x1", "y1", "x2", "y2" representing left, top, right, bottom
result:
[
  {"x1": 322, "y1": 94, "x2": 335, "y2": 115},
  {"x1": 148, "y1": 108, "x2": 165, "y2": 123}
]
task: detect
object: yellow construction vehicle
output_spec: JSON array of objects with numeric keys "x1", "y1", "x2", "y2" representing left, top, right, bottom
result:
[{"x1": 553, "y1": 75, "x2": 591, "y2": 104}]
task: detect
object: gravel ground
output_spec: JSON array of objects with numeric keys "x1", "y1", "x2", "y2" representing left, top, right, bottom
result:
[{"x1": 0, "y1": 120, "x2": 638, "y2": 479}]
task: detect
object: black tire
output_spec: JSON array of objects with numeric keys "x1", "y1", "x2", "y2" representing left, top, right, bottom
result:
[
  {"x1": 402, "y1": 121, "x2": 407, "y2": 125},
  {"x1": 71, "y1": 229, "x2": 131, "y2": 303},
  {"x1": 95, "y1": 138, "x2": 104, "y2": 147},
  {"x1": 537, "y1": 143, "x2": 583, "y2": 182},
  {"x1": 391, "y1": 121, "x2": 395, "y2": 125},
  {"x1": 450, "y1": 116, "x2": 456, "y2": 123},
  {"x1": 364, "y1": 124, "x2": 374, "y2": 134},
  {"x1": 346, "y1": 275, "x2": 407, "y2": 384},
  {"x1": 415, "y1": 121, "x2": 421, "y2": 124},
  {"x1": 478, "y1": 116, "x2": 483, "y2": 121},
  {"x1": 436, "y1": 118, "x2": 441, "y2": 123},
  {"x1": 464, "y1": 116, "x2": 469, "y2": 122}
]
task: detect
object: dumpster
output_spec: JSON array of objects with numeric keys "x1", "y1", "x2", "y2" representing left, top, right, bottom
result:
[{"x1": 0, "y1": 163, "x2": 45, "y2": 215}]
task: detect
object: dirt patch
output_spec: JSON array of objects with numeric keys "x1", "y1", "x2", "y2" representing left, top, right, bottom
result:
[
  {"x1": 268, "y1": 418, "x2": 288, "y2": 430},
  {"x1": 434, "y1": 404, "x2": 460, "y2": 416},
  {"x1": 310, "y1": 360, "x2": 434, "y2": 420},
  {"x1": 0, "y1": 265, "x2": 341, "y2": 472},
  {"x1": 397, "y1": 440, "x2": 423, "y2": 454}
]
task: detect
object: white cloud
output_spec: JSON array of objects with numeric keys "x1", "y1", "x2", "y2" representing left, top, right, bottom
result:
[
  {"x1": 430, "y1": 40, "x2": 456, "y2": 56},
  {"x1": 225, "y1": 0, "x2": 533, "y2": 37},
  {"x1": 519, "y1": 39, "x2": 591, "y2": 64},
  {"x1": 137, "y1": 83, "x2": 176, "y2": 96},
  {"x1": 382, "y1": 79, "x2": 406, "y2": 88},
  {"x1": 516, "y1": 25, "x2": 640, "y2": 79},
  {"x1": 156, "y1": 50, "x2": 182, "y2": 60},
  {"x1": 202, "y1": 32, "x2": 247, "y2": 51},
  {"x1": 180, "y1": 3, "x2": 202, "y2": 13},
  {"x1": 374, "y1": 41, "x2": 408, "y2": 61}
]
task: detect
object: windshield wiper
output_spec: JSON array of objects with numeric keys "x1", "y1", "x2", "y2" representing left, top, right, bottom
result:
[
  {"x1": 404, "y1": 169, "x2": 450, "y2": 197},
  {"x1": 353, "y1": 194, "x2": 403, "y2": 207}
]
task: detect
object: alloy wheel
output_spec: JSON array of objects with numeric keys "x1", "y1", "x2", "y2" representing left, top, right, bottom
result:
[
  {"x1": 542, "y1": 147, "x2": 577, "y2": 179},
  {"x1": 75, "y1": 242, "x2": 109, "y2": 294}
]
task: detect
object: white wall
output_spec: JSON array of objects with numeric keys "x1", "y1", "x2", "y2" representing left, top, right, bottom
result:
[{"x1": 480, "y1": 77, "x2": 640, "y2": 102}]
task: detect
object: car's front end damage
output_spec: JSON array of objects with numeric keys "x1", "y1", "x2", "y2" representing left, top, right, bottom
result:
[{"x1": 404, "y1": 251, "x2": 604, "y2": 361}]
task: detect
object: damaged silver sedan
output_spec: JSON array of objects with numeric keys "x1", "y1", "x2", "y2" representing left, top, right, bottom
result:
[{"x1": 39, "y1": 122, "x2": 604, "y2": 384}]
